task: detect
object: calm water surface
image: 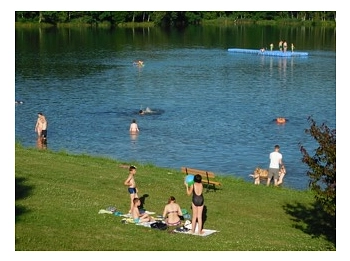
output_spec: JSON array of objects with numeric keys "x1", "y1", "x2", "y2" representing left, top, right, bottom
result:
[{"x1": 15, "y1": 26, "x2": 336, "y2": 190}]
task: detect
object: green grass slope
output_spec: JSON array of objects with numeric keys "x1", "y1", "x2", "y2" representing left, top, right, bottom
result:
[{"x1": 15, "y1": 144, "x2": 335, "y2": 251}]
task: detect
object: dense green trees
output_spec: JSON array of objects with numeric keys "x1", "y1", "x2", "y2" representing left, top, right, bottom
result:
[
  {"x1": 15, "y1": 11, "x2": 336, "y2": 27},
  {"x1": 300, "y1": 117, "x2": 336, "y2": 217}
]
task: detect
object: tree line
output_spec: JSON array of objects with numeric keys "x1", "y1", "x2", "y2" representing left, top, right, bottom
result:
[{"x1": 15, "y1": 11, "x2": 336, "y2": 27}]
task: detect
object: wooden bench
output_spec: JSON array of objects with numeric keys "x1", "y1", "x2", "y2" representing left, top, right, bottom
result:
[{"x1": 181, "y1": 167, "x2": 222, "y2": 192}]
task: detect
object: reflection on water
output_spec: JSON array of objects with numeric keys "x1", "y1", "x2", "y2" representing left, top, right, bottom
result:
[{"x1": 130, "y1": 133, "x2": 138, "y2": 143}]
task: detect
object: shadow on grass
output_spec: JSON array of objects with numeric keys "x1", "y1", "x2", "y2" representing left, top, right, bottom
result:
[
  {"x1": 202, "y1": 205, "x2": 208, "y2": 228},
  {"x1": 283, "y1": 201, "x2": 336, "y2": 247},
  {"x1": 139, "y1": 194, "x2": 149, "y2": 209},
  {"x1": 15, "y1": 177, "x2": 33, "y2": 223}
]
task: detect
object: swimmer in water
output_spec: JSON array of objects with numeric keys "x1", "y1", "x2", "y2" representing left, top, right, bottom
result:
[
  {"x1": 139, "y1": 107, "x2": 153, "y2": 115},
  {"x1": 276, "y1": 117, "x2": 287, "y2": 124},
  {"x1": 129, "y1": 119, "x2": 139, "y2": 134},
  {"x1": 133, "y1": 60, "x2": 144, "y2": 67}
]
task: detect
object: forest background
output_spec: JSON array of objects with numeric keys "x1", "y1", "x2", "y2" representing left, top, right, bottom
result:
[{"x1": 15, "y1": 11, "x2": 336, "y2": 28}]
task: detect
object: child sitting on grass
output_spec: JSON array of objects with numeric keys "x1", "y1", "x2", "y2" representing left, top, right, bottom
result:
[{"x1": 132, "y1": 198, "x2": 154, "y2": 223}]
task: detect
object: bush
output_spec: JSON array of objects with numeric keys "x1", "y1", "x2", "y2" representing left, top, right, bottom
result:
[{"x1": 300, "y1": 117, "x2": 336, "y2": 216}]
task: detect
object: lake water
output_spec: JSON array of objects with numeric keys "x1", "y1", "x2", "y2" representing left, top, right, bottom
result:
[{"x1": 15, "y1": 25, "x2": 336, "y2": 190}]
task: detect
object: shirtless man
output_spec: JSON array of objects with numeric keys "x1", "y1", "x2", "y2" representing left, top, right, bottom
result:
[
  {"x1": 35, "y1": 112, "x2": 48, "y2": 140},
  {"x1": 129, "y1": 119, "x2": 139, "y2": 134},
  {"x1": 124, "y1": 165, "x2": 139, "y2": 214}
]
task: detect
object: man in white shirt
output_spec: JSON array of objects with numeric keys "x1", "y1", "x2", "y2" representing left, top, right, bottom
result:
[{"x1": 267, "y1": 145, "x2": 283, "y2": 186}]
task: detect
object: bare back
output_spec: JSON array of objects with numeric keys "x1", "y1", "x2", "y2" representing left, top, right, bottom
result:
[
  {"x1": 193, "y1": 182, "x2": 203, "y2": 195},
  {"x1": 129, "y1": 123, "x2": 139, "y2": 133},
  {"x1": 35, "y1": 114, "x2": 47, "y2": 136},
  {"x1": 163, "y1": 202, "x2": 182, "y2": 225},
  {"x1": 40, "y1": 116, "x2": 47, "y2": 130},
  {"x1": 131, "y1": 205, "x2": 141, "y2": 219}
]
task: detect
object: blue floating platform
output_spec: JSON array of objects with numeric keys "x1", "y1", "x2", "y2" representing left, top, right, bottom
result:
[{"x1": 228, "y1": 48, "x2": 308, "y2": 57}]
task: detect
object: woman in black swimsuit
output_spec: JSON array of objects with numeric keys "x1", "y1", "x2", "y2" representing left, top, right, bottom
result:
[{"x1": 185, "y1": 174, "x2": 204, "y2": 234}]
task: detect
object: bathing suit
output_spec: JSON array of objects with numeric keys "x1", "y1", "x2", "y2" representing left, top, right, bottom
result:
[
  {"x1": 41, "y1": 130, "x2": 47, "y2": 138},
  {"x1": 192, "y1": 185, "x2": 204, "y2": 207},
  {"x1": 166, "y1": 220, "x2": 181, "y2": 226},
  {"x1": 128, "y1": 187, "x2": 136, "y2": 194},
  {"x1": 167, "y1": 210, "x2": 178, "y2": 215}
]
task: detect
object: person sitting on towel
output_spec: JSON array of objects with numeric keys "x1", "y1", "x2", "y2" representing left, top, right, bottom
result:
[
  {"x1": 132, "y1": 198, "x2": 154, "y2": 223},
  {"x1": 162, "y1": 196, "x2": 183, "y2": 226}
]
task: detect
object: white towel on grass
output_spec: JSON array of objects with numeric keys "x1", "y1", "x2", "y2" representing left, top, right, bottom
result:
[{"x1": 173, "y1": 228, "x2": 218, "y2": 237}]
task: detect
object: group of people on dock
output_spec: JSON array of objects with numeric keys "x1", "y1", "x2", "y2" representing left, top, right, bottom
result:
[
  {"x1": 277, "y1": 40, "x2": 295, "y2": 52},
  {"x1": 263, "y1": 41, "x2": 294, "y2": 53}
]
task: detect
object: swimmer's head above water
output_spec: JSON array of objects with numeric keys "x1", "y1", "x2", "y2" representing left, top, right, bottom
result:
[{"x1": 139, "y1": 107, "x2": 153, "y2": 115}]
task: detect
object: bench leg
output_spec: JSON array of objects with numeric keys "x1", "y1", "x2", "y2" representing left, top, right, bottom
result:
[{"x1": 205, "y1": 185, "x2": 216, "y2": 193}]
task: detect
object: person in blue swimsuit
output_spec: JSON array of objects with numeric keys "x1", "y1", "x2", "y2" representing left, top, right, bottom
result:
[{"x1": 185, "y1": 174, "x2": 204, "y2": 234}]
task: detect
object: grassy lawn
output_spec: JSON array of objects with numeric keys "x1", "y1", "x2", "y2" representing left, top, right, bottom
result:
[{"x1": 14, "y1": 144, "x2": 335, "y2": 251}]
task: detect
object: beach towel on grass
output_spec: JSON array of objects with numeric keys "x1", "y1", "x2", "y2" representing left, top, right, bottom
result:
[
  {"x1": 173, "y1": 221, "x2": 218, "y2": 236},
  {"x1": 173, "y1": 228, "x2": 218, "y2": 237},
  {"x1": 98, "y1": 208, "x2": 156, "y2": 217},
  {"x1": 119, "y1": 211, "x2": 157, "y2": 218},
  {"x1": 121, "y1": 218, "x2": 161, "y2": 228}
]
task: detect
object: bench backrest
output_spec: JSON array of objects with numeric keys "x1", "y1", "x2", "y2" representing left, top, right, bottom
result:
[{"x1": 181, "y1": 167, "x2": 215, "y2": 179}]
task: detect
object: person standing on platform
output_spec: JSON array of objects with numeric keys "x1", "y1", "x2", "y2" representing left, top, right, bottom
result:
[{"x1": 279, "y1": 40, "x2": 283, "y2": 51}]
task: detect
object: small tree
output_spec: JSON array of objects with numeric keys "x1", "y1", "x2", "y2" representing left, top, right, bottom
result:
[{"x1": 300, "y1": 117, "x2": 336, "y2": 216}]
